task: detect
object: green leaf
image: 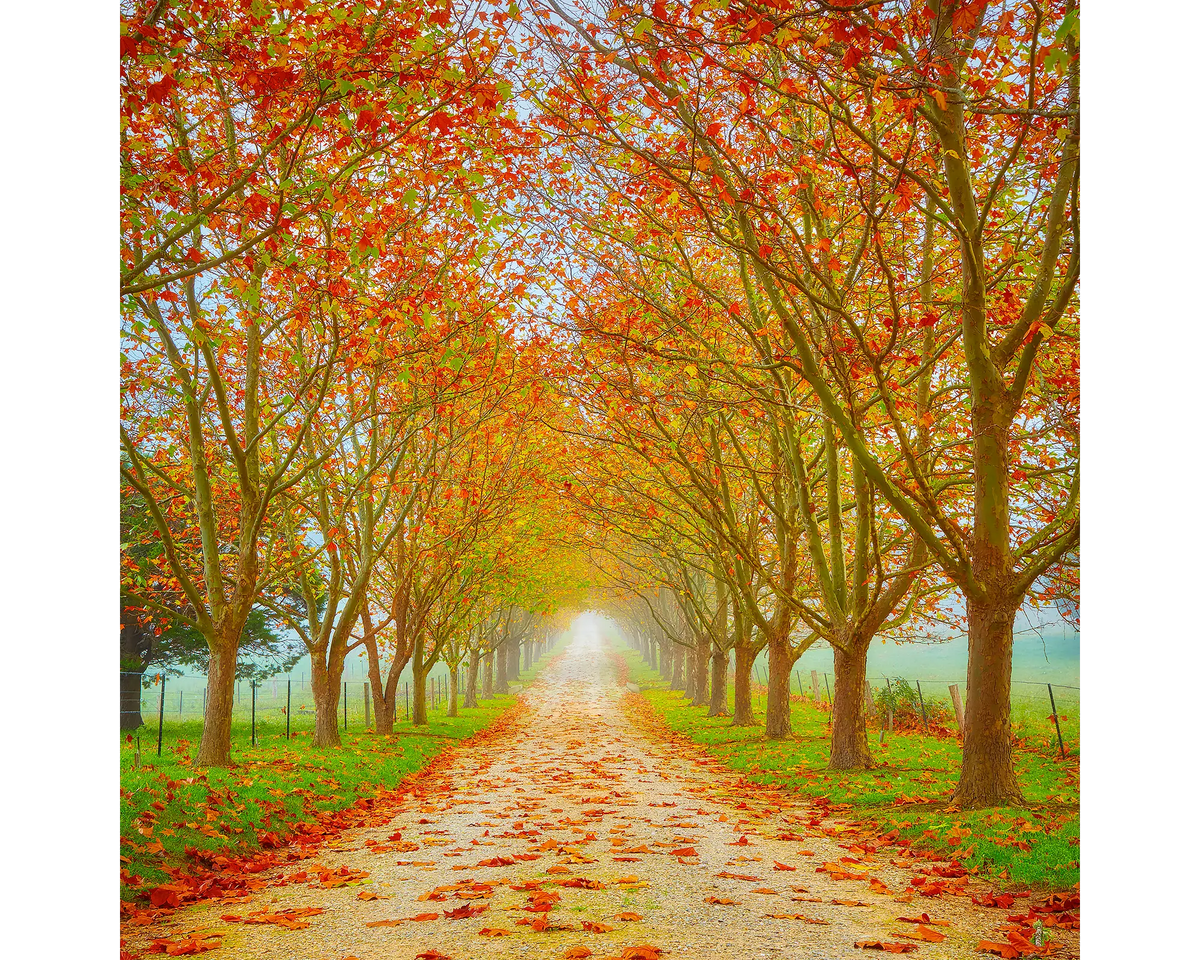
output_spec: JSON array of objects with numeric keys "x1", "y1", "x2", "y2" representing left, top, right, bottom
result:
[{"x1": 633, "y1": 17, "x2": 653, "y2": 39}]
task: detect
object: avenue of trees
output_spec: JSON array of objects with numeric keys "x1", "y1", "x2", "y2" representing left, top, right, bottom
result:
[{"x1": 121, "y1": 0, "x2": 1079, "y2": 808}]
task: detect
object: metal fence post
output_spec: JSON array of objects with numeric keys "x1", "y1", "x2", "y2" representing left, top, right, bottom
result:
[
  {"x1": 1048, "y1": 683, "x2": 1067, "y2": 758},
  {"x1": 405, "y1": 682, "x2": 409, "y2": 720},
  {"x1": 343, "y1": 680, "x2": 348, "y2": 730},
  {"x1": 179, "y1": 689, "x2": 183, "y2": 719},
  {"x1": 251, "y1": 681, "x2": 257, "y2": 746},
  {"x1": 364, "y1": 681, "x2": 371, "y2": 728},
  {"x1": 286, "y1": 679, "x2": 291, "y2": 740},
  {"x1": 823, "y1": 673, "x2": 832, "y2": 704},
  {"x1": 157, "y1": 679, "x2": 166, "y2": 757},
  {"x1": 916, "y1": 680, "x2": 929, "y2": 734},
  {"x1": 885, "y1": 677, "x2": 894, "y2": 732}
]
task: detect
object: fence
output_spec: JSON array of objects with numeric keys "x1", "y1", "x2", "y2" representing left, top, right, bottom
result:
[
  {"x1": 122, "y1": 663, "x2": 484, "y2": 756},
  {"x1": 743, "y1": 661, "x2": 1079, "y2": 757}
]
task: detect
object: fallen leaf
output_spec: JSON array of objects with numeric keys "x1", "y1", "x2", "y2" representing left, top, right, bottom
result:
[{"x1": 855, "y1": 941, "x2": 918, "y2": 953}]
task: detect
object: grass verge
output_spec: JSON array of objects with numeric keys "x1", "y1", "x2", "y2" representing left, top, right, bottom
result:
[
  {"x1": 120, "y1": 650, "x2": 557, "y2": 902},
  {"x1": 621, "y1": 648, "x2": 1079, "y2": 891}
]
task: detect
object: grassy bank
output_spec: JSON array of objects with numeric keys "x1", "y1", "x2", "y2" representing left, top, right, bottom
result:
[
  {"x1": 621, "y1": 649, "x2": 1079, "y2": 891},
  {"x1": 120, "y1": 651, "x2": 556, "y2": 902}
]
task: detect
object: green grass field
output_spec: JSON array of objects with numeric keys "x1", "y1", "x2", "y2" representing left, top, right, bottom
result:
[
  {"x1": 621, "y1": 649, "x2": 1079, "y2": 892},
  {"x1": 120, "y1": 653, "x2": 556, "y2": 903}
]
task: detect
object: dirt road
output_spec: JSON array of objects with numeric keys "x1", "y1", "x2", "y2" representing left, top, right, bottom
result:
[{"x1": 125, "y1": 638, "x2": 1077, "y2": 959}]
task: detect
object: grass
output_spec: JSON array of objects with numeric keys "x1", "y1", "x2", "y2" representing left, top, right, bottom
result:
[
  {"x1": 120, "y1": 650, "x2": 558, "y2": 902},
  {"x1": 621, "y1": 648, "x2": 1079, "y2": 892}
]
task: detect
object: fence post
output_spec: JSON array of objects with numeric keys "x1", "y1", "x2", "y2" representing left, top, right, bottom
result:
[
  {"x1": 1048, "y1": 683, "x2": 1067, "y2": 758},
  {"x1": 810, "y1": 670, "x2": 821, "y2": 703},
  {"x1": 948, "y1": 683, "x2": 965, "y2": 731},
  {"x1": 343, "y1": 681, "x2": 348, "y2": 730},
  {"x1": 794, "y1": 669, "x2": 801, "y2": 693},
  {"x1": 364, "y1": 682, "x2": 371, "y2": 728},
  {"x1": 286, "y1": 679, "x2": 291, "y2": 740},
  {"x1": 863, "y1": 678, "x2": 876, "y2": 717},
  {"x1": 916, "y1": 680, "x2": 929, "y2": 734},
  {"x1": 157, "y1": 679, "x2": 166, "y2": 757},
  {"x1": 405, "y1": 682, "x2": 409, "y2": 721},
  {"x1": 179, "y1": 689, "x2": 183, "y2": 719},
  {"x1": 237, "y1": 680, "x2": 241, "y2": 703},
  {"x1": 823, "y1": 673, "x2": 832, "y2": 705},
  {"x1": 885, "y1": 677, "x2": 894, "y2": 732},
  {"x1": 251, "y1": 681, "x2": 257, "y2": 746},
  {"x1": 203, "y1": 686, "x2": 207, "y2": 720}
]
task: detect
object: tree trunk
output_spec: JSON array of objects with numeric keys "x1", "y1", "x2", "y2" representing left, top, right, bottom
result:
[
  {"x1": 829, "y1": 640, "x2": 873, "y2": 769},
  {"x1": 731, "y1": 645, "x2": 757, "y2": 725},
  {"x1": 311, "y1": 655, "x2": 343, "y2": 748},
  {"x1": 649, "y1": 637, "x2": 658, "y2": 670},
  {"x1": 508, "y1": 636, "x2": 521, "y2": 681},
  {"x1": 952, "y1": 597, "x2": 1025, "y2": 807},
  {"x1": 659, "y1": 639, "x2": 671, "y2": 681},
  {"x1": 412, "y1": 658, "x2": 429, "y2": 726},
  {"x1": 464, "y1": 648, "x2": 480, "y2": 708},
  {"x1": 195, "y1": 641, "x2": 238, "y2": 766},
  {"x1": 691, "y1": 630, "x2": 710, "y2": 707},
  {"x1": 448, "y1": 664, "x2": 459, "y2": 718},
  {"x1": 684, "y1": 644, "x2": 696, "y2": 699},
  {"x1": 120, "y1": 670, "x2": 145, "y2": 731},
  {"x1": 764, "y1": 633, "x2": 792, "y2": 740},
  {"x1": 670, "y1": 642, "x2": 685, "y2": 691},
  {"x1": 523, "y1": 638, "x2": 532, "y2": 671},
  {"x1": 495, "y1": 643, "x2": 509, "y2": 694},
  {"x1": 483, "y1": 648, "x2": 494, "y2": 699},
  {"x1": 708, "y1": 647, "x2": 730, "y2": 717},
  {"x1": 361, "y1": 611, "x2": 393, "y2": 735}
]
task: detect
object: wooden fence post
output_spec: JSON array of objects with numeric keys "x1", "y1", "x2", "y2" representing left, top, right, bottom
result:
[
  {"x1": 948, "y1": 683, "x2": 965, "y2": 731},
  {"x1": 364, "y1": 682, "x2": 371, "y2": 727},
  {"x1": 810, "y1": 670, "x2": 821, "y2": 703},
  {"x1": 864, "y1": 679, "x2": 876, "y2": 717}
]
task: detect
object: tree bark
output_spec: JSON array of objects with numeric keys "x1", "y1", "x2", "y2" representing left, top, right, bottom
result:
[
  {"x1": 483, "y1": 648, "x2": 494, "y2": 699},
  {"x1": 508, "y1": 638, "x2": 523, "y2": 681},
  {"x1": 121, "y1": 671, "x2": 145, "y2": 731},
  {"x1": 412, "y1": 657, "x2": 429, "y2": 726},
  {"x1": 311, "y1": 654, "x2": 343, "y2": 747},
  {"x1": 691, "y1": 630, "x2": 710, "y2": 707},
  {"x1": 447, "y1": 664, "x2": 459, "y2": 718},
  {"x1": 708, "y1": 647, "x2": 730, "y2": 717},
  {"x1": 684, "y1": 644, "x2": 696, "y2": 699},
  {"x1": 464, "y1": 647, "x2": 480, "y2": 708},
  {"x1": 670, "y1": 642, "x2": 685, "y2": 691},
  {"x1": 764, "y1": 632, "x2": 792, "y2": 740},
  {"x1": 953, "y1": 597, "x2": 1025, "y2": 806},
  {"x1": 195, "y1": 641, "x2": 237, "y2": 765},
  {"x1": 731, "y1": 645, "x2": 757, "y2": 725},
  {"x1": 495, "y1": 643, "x2": 509, "y2": 694},
  {"x1": 829, "y1": 640, "x2": 873, "y2": 769},
  {"x1": 523, "y1": 638, "x2": 532, "y2": 671}
]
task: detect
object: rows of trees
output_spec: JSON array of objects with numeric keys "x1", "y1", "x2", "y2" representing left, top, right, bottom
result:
[
  {"x1": 120, "y1": 0, "x2": 588, "y2": 764},
  {"x1": 527, "y1": 0, "x2": 1079, "y2": 807},
  {"x1": 121, "y1": 0, "x2": 1080, "y2": 810}
]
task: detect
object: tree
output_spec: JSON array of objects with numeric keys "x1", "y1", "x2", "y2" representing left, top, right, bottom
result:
[{"x1": 531, "y1": 0, "x2": 1078, "y2": 804}]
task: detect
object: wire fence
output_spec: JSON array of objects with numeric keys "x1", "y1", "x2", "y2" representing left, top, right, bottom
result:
[
  {"x1": 122, "y1": 663, "x2": 493, "y2": 753},
  {"x1": 742, "y1": 662, "x2": 1080, "y2": 756}
]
